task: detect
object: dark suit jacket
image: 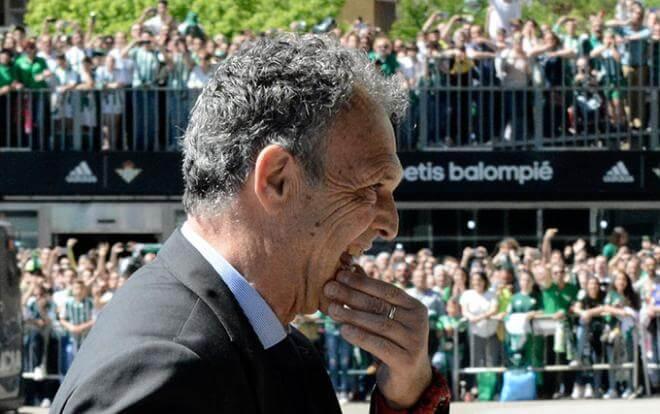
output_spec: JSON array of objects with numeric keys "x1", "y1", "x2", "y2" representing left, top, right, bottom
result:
[{"x1": 50, "y1": 228, "x2": 341, "y2": 413}]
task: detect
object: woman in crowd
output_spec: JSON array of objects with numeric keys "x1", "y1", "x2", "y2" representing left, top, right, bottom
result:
[
  {"x1": 95, "y1": 54, "x2": 125, "y2": 150},
  {"x1": 602, "y1": 270, "x2": 640, "y2": 398},
  {"x1": 460, "y1": 271, "x2": 500, "y2": 367},
  {"x1": 528, "y1": 30, "x2": 576, "y2": 138},
  {"x1": 573, "y1": 276, "x2": 606, "y2": 398},
  {"x1": 432, "y1": 297, "x2": 467, "y2": 395},
  {"x1": 452, "y1": 267, "x2": 469, "y2": 299},
  {"x1": 496, "y1": 32, "x2": 531, "y2": 143},
  {"x1": 75, "y1": 57, "x2": 97, "y2": 149},
  {"x1": 506, "y1": 270, "x2": 542, "y2": 367}
]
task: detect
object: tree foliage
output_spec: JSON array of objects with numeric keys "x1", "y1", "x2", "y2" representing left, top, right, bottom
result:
[{"x1": 25, "y1": 0, "x2": 345, "y2": 37}]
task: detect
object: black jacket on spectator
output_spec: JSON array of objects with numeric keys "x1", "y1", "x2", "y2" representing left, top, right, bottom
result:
[{"x1": 50, "y1": 228, "x2": 341, "y2": 413}]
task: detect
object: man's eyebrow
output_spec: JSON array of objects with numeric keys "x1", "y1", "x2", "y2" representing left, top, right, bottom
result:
[{"x1": 383, "y1": 162, "x2": 404, "y2": 185}]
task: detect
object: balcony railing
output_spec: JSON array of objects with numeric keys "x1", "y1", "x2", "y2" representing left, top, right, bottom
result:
[{"x1": 2, "y1": 83, "x2": 659, "y2": 152}]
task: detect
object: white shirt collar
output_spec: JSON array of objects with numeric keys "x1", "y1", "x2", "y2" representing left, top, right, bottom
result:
[{"x1": 180, "y1": 221, "x2": 287, "y2": 349}]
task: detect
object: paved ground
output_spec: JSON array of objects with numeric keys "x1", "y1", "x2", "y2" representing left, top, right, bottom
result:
[
  {"x1": 339, "y1": 398, "x2": 660, "y2": 414},
  {"x1": 19, "y1": 398, "x2": 660, "y2": 413}
]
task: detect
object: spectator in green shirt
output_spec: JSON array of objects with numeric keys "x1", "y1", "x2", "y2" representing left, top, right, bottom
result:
[
  {"x1": 13, "y1": 40, "x2": 50, "y2": 89},
  {"x1": 368, "y1": 36, "x2": 400, "y2": 77},
  {"x1": 12, "y1": 39, "x2": 52, "y2": 148},
  {"x1": 553, "y1": 16, "x2": 581, "y2": 55},
  {"x1": 0, "y1": 48, "x2": 20, "y2": 93},
  {"x1": 432, "y1": 297, "x2": 466, "y2": 383},
  {"x1": 602, "y1": 226, "x2": 628, "y2": 260},
  {"x1": 1, "y1": 48, "x2": 23, "y2": 148},
  {"x1": 506, "y1": 270, "x2": 543, "y2": 368},
  {"x1": 540, "y1": 264, "x2": 578, "y2": 398}
]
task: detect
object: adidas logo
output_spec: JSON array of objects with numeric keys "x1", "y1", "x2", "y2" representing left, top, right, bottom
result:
[
  {"x1": 653, "y1": 165, "x2": 660, "y2": 179},
  {"x1": 602, "y1": 161, "x2": 634, "y2": 183},
  {"x1": 65, "y1": 161, "x2": 98, "y2": 184}
]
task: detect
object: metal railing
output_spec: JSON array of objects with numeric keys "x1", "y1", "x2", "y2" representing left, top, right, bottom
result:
[
  {"x1": 2, "y1": 68, "x2": 660, "y2": 152},
  {"x1": 0, "y1": 88, "x2": 201, "y2": 152},
  {"x1": 21, "y1": 312, "x2": 660, "y2": 402},
  {"x1": 397, "y1": 56, "x2": 660, "y2": 151},
  {"x1": 451, "y1": 314, "x2": 660, "y2": 399}
]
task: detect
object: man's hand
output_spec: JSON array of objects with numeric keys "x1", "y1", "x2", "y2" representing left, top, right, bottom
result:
[
  {"x1": 67, "y1": 238, "x2": 78, "y2": 249},
  {"x1": 323, "y1": 263, "x2": 432, "y2": 409}
]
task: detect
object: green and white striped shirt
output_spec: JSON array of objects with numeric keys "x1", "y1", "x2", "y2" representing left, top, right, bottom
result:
[
  {"x1": 166, "y1": 53, "x2": 191, "y2": 89},
  {"x1": 129, "y1": 47, "x2": 161, "y2": 87},
  {"x1": 63, "y1": 296, "x2": 94, "y2": 326}
]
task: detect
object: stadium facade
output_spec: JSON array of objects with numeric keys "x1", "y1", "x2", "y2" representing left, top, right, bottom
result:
[{"x1": 0, "y1": 150, "x2": 658, "y2": 255}]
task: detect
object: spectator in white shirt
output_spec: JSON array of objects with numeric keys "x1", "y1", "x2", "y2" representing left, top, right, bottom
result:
[
  {"x1": 108, "y1": 32, "x2": 135, "y2": 86},
  {"x1": 96, "y1": 55, "x2": 125, "y2": 150},
  {"x1": 65, "y1": 31, "x2": 87, "y2": 75},
  {"x1": 50, "y1": 53, "x2": 78, "y2": 145},
  {"x1": 37, "y1": 34, "x2": 57, "y2": 72},
  {"x1": 187, "y1": 53, "x2": 213, "y2": 89}
]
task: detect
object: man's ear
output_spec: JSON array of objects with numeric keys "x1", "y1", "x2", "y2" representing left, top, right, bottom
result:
[{"x1": 253, "y1": 144, "x2": 299, "y2": 214}]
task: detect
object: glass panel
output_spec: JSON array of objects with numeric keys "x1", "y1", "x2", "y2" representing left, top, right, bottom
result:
[
  {"x1": 598, "y1": 209, "x2": 660, "y2": 249},
  {"x1": 8, "y1": 0, "x2": 26, "y2": 9},
  {"x1": 8, "y1": 11, "x2": 24, "y2": 26},
  {"x1": 0, "y1": 211, "x2": 38, "y2": 249},
  {"x1": 542, "y1": 209, "x2": 590, "y2": 240}
]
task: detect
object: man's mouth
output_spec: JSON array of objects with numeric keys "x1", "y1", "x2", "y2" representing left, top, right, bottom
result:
[{"x1": 339, "y1": 243, "x2": 372, "y2": 271}]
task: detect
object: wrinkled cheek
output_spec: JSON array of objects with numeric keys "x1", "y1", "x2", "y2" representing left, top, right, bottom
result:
[{"x1": 325, "y1": 203, "x2": 376, "y2": 236}]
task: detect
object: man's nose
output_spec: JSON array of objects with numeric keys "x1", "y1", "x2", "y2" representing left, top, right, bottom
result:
[{"x1": 374, "y1": 193, "x2": 398, "y2": 241}]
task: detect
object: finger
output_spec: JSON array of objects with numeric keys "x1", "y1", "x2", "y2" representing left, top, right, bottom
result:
[
  {"x1": 324, "y1": 280, "x2": 390, "y2": 316},
  {"x1": 336, "y1": 269, "x2": 418, "y2": 309},
  {"x1": 328, "y1": 302, "x2": 412, "y2": 350},
  {"x1": 340, "y1": 323, "x2": 409, "y2": 369}
]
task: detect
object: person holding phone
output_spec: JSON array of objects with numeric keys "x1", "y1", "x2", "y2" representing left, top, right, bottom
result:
[{"x1": 140, "y1": 0, "x2": 174, "y2": 36}]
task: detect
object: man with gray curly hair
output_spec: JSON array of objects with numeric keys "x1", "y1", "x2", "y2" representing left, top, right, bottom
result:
[{"x1": 51, "y1": 34, "x2": 450, "y2": 413}]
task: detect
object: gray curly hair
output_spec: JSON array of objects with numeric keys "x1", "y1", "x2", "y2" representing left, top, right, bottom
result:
[{"x1": 181, "y1": 33, "x2": 408, "y2": 216}]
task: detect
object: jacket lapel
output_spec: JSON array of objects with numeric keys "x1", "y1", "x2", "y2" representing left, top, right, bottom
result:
[{"x1": 157, "y1": 228, "x2": 279, "y2": 414}]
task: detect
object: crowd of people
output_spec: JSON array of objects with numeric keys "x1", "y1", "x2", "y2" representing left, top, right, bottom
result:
[
  {"x1": 296, "y1": 226, "x2": 660, "y2": 403},
  {"x1": 18, "y1": 239, "x2": 157, "y2": 407},
  {"x1": 17, "y1": 226, "x2": 660, "y2": 407},
  {"x1": 3, "y1": 1, "x2": 660, "y2": 150}
]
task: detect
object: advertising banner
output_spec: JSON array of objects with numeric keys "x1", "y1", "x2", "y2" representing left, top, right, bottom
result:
[
  {"x1": 395, "y1": 151, "x2": 652, "y2": 201},
  {"x1": 0, "y1": 151, "x2": 657, "y2": 201}
]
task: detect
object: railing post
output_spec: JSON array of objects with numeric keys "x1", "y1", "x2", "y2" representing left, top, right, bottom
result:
[
  {"x1": 453, "y1": 325, "x2": 460, "y2": 399},
  {"x1": 533, "y1": 88, "x2": 544, "y2": 150},
  {"x1": 633, "y1": 325, "x2": 639, "y2": 394},
  {"x1": 419, "y1": 86, "x2": 429, "y2": 150},
  {"x1": 73, "y1": 91, "x2": 82, "y2": 150},
  {"x1": 650, "y1": 89, "x2": 659, "y2": 150}
]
